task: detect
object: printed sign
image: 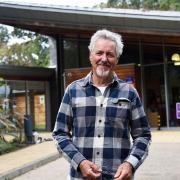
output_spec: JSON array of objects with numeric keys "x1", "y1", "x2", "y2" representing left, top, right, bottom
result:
[
  {"x1": 125, "y1": 76, "x2": 134, "y2": 84},
  {"x1": 176, "y1": 103, "x2": 180, "y2": 119}
]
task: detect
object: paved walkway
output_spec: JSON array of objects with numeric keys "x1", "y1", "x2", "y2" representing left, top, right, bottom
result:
[
  {"x1": 135, "y1": 129, "x2": 180, "y2": 180},
  {"x1": 0, "y1": 132, "x2": 59, "y2": 180},
  {"x1": 0, "y1": 130, "x2": 180, "y2": 180}
]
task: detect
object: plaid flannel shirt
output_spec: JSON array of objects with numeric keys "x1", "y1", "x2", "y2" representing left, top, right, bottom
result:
[{"x1": 53, "y1": 72, "x2": 151, "y2": 180}]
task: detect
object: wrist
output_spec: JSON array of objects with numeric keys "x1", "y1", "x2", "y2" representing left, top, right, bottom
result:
[
  {"x1": 124, "y1": 161, "x2": 134, "y2": 173},
  {"x1": 78, "y1": 159, "x2": 88, "y2": 172}
]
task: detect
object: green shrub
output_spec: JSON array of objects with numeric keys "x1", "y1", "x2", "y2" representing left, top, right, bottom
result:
[{"x1": 0, "y1": 140, "x2": 27, "y2": 155}]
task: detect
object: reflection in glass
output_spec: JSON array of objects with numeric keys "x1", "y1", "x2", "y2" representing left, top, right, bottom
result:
[
  {"x1": 166, "y1": 45, "x2": 180, "y2": 63},
  {"x1": 79, "y1": 39, "x2": 90, "y2": 67},
  {"x1": 144, "y1": 65, "x2": 166, "y2": 127},
  {"x1": 167, "y1": 64, "x2": 180, "y2": 127},
  {"x1": 119, "y1": 43, "x2": 139, "y2": 65},
  {"x1": 142, "y1": 44, "x2": 163, "y2": 65},
  {"x1": 64, "y1": 38, "x2": 79, "y2": 69},
  {"x1": 0, "y1": 80, "x2": 47, "y2": 131}
]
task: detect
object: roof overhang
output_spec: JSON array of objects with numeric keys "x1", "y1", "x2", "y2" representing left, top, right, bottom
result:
[
  {"x1": 0, "y1": 1, "x2": 180, "y2": 37},
  {"x1": 0, "y1": 65, "x2": 55, "y2": 81}
]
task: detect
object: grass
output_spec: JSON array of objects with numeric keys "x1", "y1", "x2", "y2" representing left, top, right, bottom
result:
[
  {"x1": 34, "y1": 124, "x2": 45, "y2": 131},
  {"x1": 0, "y1": 123, "x2": 46, "y2": 155},
  {"x1": 0, "y1": 140, "x2": 28, "y2": 155}
]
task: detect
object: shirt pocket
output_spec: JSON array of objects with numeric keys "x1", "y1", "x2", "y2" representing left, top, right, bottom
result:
[
  {"x1": 72, "y1": 96, "x2": 96, "y2": 117},
  {"x1": 106, "y1": 98, "x2": 131, "y2": 120}
]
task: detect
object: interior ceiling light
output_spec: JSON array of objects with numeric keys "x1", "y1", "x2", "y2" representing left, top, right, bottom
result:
[
  {"x1": 174, "y1": 62, "x2": 180, "y2": 66},
  {"x1": 171, "y1": 53, "x2": 180, "y2": 62}
]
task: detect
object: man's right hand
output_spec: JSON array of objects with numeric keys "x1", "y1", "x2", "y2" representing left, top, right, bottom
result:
[{"x1": 79, "y1": 160, "x2": 102, "y2": 179}]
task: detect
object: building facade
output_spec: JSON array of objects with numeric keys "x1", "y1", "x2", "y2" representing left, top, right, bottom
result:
[{"x1": 0, "y1": 2, "x2": 180, "y2": 129}]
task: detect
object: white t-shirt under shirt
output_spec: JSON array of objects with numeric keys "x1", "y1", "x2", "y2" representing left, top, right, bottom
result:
[{"x1": 96, "y1": 86, "x2": 107, "y2": 95}]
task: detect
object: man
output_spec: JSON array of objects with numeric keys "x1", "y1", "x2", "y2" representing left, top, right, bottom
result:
[{"x1": 53, "y1": 29, "x2": 151, "y2": 180}]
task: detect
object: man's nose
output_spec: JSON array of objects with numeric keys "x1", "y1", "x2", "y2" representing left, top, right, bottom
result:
[{"x1": 101, "y1": 53, "x2": 107, "y2": 61}]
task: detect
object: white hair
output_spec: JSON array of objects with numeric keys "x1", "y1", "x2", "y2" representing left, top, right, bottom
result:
[{"x1": 88, "y1": 29, "x2": 124, "y2": 58}]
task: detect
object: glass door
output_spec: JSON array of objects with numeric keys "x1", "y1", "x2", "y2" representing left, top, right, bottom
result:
[
  {"x1": 144, "y1": 65, "x2": 166, "y2": 127},
  {"x1": 0, "y1": 80, "x2": 47, "y2": 132},
  {"x1": 167, "y1": 64, "x2": 180, "y2": 127}
]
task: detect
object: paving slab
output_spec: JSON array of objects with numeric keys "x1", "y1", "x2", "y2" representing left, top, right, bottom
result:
[
  {"x1": 0, "y1": 132, "x2": 59, "y2": 180},
  {"x1": 1, "y1": 130, "x2": 180, "y2": 180}
]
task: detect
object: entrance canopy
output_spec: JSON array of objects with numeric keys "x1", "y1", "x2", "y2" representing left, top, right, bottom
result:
[{"x1": 0, "y1": 1, "x2": 180, "y2": 43}]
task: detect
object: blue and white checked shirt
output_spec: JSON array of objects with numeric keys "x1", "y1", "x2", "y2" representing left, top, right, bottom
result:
[{"x1": 53, "y1": 72, "x2": 151, "y2": 179}]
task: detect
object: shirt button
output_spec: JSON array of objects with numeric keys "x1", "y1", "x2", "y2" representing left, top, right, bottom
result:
[
  {"x1": 98, "y1": 134, "x2": 101, "y2": 138},
  {"x1": 96, "y1": 152, "x2": 100, "y2": 155},
  {"x1": 100, "y1": 104, "x2": 103, "y2": 107},
  {"x1": 99, "y1": 120, "x2": 102, "y2": 123}
]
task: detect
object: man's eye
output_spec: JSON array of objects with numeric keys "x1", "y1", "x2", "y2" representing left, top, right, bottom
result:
[
  {"x1": 107, "y1": 53, "x2": 115, "y2": 58},
  {"x1": 96, "y1": 52, "x2": 103, "y2": 55}
]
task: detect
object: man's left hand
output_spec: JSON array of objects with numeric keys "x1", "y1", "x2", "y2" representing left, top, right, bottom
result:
[{"x1": 114, "y1": 162, "x2": 133, "y2": 180}]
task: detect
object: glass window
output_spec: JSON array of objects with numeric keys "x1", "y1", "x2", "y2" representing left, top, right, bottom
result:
[
  {"x1": 144, "y1": 65, "x2": 166, "y2": 127},
  {"x1": 0, "y1": 80, "x2": 26, "y2": 116},
  {"x1": 0, "y1": 80, "x2": 47, "y2": 131},
  {"x1": 28, "y1": 81, "x2": 47, "y2": 130},
  {"x1": 119, "y1": 43, "x2": 140, "y2": 65},
  {"x1": 0, "y1": 80, "x2": 26, "y2": 139},
  {"x1": 142, "y1": 44, "x2": 163, "y2": 65},
  {"x1": 79, "y1": 39, "x2": 91, "y2": 68},
  {"x1": 64, "y1": 38, "x2": 79, "y2": 69},
  {"x1": 167, "y1": 64, "x2": 180, "y2": 127},
  {"x1": 9, "y1": 81, "x2": 27, "y2": 117},
  {"x1": 165, "y1": 45, "x2": 180, "y2": 63}
]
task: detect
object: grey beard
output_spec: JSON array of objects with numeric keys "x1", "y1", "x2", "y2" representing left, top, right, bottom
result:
[{"x1": 96, "y1": 68, "x2": 110, "y2": 78}]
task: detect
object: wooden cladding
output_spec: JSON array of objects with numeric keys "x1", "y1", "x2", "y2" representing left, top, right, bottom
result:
[{"x1": 64, "y1": 64, "x2": 139, "y2": 89}]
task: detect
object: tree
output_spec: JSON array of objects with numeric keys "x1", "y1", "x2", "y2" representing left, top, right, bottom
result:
[
  {"x1": 98, "y1": 0, "x2": 180, "y2": 11},
  {"x1": 0, "y1": 25, "x2": 50, "y2": 67},
  {"x1": 0, "y1": 26, "x2": 10, "y2": 44}
]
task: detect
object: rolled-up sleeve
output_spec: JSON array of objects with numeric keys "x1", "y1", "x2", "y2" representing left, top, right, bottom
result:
[
  {"x1": 125, "y1": 88, "x2": 151, "y2": 170},
  {"x1": 52, "y1": 86, "x2": 86, "y2": 170}
]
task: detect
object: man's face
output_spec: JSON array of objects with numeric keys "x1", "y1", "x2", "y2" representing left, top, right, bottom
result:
[{"x1": 89, "y1": 38, "x2": 118, "y2": 79}]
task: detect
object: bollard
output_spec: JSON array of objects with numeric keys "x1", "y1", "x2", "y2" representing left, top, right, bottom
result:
[
  {"x1": 24, "y1": 115, "x2": 33, "y2": 143},
  {"x1": 157, "y1": 114, "x2": 161, "y2": 130}
]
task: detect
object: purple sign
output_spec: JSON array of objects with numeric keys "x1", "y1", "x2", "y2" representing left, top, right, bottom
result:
[
  {"x1": 176, "y1": 103, "x2": 180, "y2": 119},
  {"x1": 125, "y1": 76, "x2": 134, "y2": 84}
]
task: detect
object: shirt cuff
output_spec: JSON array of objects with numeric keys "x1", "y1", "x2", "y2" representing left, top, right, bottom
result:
[
  {"x1": 71, "y1": 152, "x2": 86, "y2": 170},
  {"x1": 125, "y1": 155, "x2": 139, "y2": 170}
]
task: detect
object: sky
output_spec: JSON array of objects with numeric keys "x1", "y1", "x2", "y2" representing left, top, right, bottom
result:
[{"x1": 3, "y1": 0, "x2": 108, "y2": 7}]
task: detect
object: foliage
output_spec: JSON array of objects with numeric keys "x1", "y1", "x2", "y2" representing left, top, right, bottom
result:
[
  {"x1": 0, "y1": 25, "x2": 50, "y2": 67},
  {"x1": 98, "y1": 0, "x2": 180, "y2": 11},
  {"x1": 0, "y1": 112, "x2": 24, "y2": 143},
  {"x1": 0, "y1": 139, "x2": 27, "y2": 155},
  {"x1": 0, "y1": 26, "x2": 10, "y2": 44}
]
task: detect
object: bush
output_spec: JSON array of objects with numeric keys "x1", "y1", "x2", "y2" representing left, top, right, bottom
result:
[{"x1": 0, "y1": 140, "x2": 27, "y2": 155}]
